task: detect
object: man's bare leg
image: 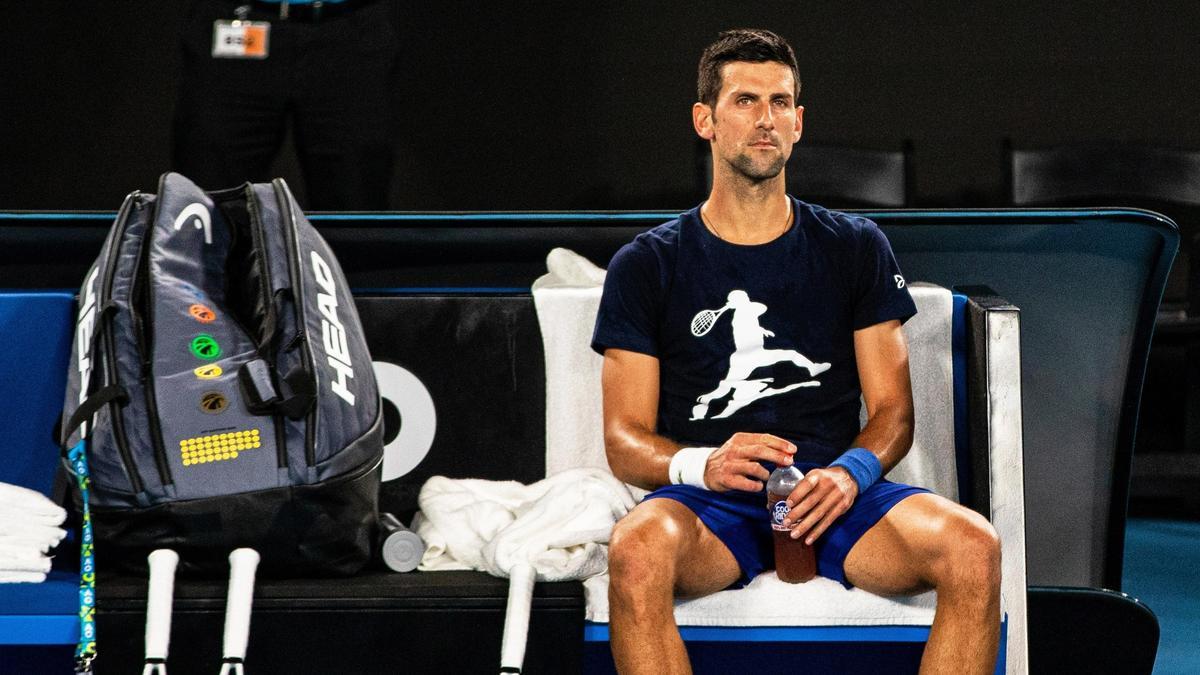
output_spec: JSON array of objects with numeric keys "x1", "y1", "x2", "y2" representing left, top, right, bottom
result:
[
  {"x1": 608, "y1": 498, "x2": 743, "y2": 675},
  {"x1": 843, "y1": 493, "x2": 1001, "y2": 675}
]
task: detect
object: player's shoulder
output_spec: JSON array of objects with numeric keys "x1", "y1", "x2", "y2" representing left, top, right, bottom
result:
[
  {"x1": 794, "y1": 198, "x2": 887, "y2": 250},
  {"x1": 610, "y1": 208, "x2": 689, "y2": 271},
  {"x1": 630, "y1": 210, "x2": 687, "y2": 251}
]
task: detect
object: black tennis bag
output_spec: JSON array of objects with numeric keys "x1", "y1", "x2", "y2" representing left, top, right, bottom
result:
[{"x1": 60, "y1": 172, "x2": 383, "y2": 576}]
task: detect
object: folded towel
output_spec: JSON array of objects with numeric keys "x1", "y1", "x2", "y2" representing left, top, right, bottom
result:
[
  {"x1": 583, "y1": 572, "x2": 938, "y2": 626},
  {"x1": 532, "y1": 247, "x2": 607, "y2": 291},
  {"x1": 0, "y1": 531, "x2": 66, "y2": 555},
  {"x1": 0, "y1": 571, "x2": 48, "y2": 583},
  {"x1": 0, "y1": 482, "x2": 67, "y2": 523},
  {"x1": 0, "y1": 519, "x2": 68, "y2": 551},
  {"x1": 0, "y1": 548, "x2": 52, "y2": 573},
  {"x1": 532, "y1": 249, "x2": 648, "y2": 500}
]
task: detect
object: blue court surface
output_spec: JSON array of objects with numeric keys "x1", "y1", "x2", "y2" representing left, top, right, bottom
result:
[{"x1": 1123, "y1": 518, "x2": 1200, "y2": 674}]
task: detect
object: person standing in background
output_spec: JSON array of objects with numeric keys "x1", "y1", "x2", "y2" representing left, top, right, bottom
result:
[{"x1": 173, "y1": 0, "x2": 398, "y2": 210}]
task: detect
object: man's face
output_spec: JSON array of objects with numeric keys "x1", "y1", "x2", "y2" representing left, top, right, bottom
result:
[{"x1": 695, "y1": 61, "x2": 803, "y2": 182}]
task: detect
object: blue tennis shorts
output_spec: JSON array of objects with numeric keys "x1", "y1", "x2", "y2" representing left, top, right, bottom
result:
[{"x1": 644, "y1": 464, "x2": 928, "y2": 589}]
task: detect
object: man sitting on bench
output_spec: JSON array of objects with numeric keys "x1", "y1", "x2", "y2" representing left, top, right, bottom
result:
[{"x1": 591, "y1": 28, "x2": 1000, "y2": 675}]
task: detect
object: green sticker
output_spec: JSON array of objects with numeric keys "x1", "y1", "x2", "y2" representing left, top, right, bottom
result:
[{"x1": 190, "y1": 334, "x2": 222, "y2": 360}]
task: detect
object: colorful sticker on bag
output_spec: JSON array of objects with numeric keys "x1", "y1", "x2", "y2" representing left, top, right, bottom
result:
[
  {"x1": 190, "y1": 334, "x2": 221, "y2": 360},
  {"x1": 189, "y1": 304, "x2": 217, "y2": 323},
  {"x1": 199, "y1": 392, "x2": 229, "y2": 415},
  {"x1": 194, "y1": 364, "x2": 223, "y2": 380},
  {"x1": 179, "y1": 429, "x2": 261, "y2": 466}
]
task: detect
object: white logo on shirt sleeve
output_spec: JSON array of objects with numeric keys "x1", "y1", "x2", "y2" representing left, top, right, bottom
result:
[{"x1": 894, "y1": 274, "x2": 906, "y2": 289}]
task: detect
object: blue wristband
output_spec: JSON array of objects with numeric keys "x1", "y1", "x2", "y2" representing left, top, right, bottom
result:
[{"x1": 829, "y1": 447, "x2": 883, "y2": 492}]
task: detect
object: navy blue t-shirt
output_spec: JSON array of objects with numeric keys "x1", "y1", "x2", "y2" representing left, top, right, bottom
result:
[{"x1": 591, "y1": 198, "x2": 917, "y2": 465}]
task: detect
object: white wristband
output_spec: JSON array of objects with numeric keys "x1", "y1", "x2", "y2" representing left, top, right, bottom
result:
[{"x1": 669, "y1": 447, "x2": 715, "y2": 489}]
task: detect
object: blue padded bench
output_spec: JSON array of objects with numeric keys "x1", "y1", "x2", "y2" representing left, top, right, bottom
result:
[{"x1": 0, "y1": 293, "x2": 78, "y2": 646}]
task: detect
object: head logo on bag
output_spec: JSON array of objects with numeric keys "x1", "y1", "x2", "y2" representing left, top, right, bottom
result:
[
  {"x1": 172, "y1": 203, "x2": 213, "y2": 245},
  {"x1": 310, "y1": 250, "x2": 356, "y2": 406},
  {"x1": 73, "y1": 268, "x2": 100, "y2": 438}
]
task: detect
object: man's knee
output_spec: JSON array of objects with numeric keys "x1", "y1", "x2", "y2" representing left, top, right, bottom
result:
[
  {"x1": 609, "y1": 504, "x2": 688, "y2": 596},
  {"x1": 928, "y1": 507, "x2": 1001, "y2": 594}
]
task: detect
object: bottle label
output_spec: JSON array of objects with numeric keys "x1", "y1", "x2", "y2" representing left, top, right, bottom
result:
[{"x1": 770, "y1": 498, "x2": 791, "y2": 532}]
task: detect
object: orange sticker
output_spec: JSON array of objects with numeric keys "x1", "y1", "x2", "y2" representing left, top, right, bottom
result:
[
  {"x1": 243, "y1": 25, "x2": 268, "y2": 57},
  {"x1": 189, "y1": 304, "x2": 216, "y2": 323}
]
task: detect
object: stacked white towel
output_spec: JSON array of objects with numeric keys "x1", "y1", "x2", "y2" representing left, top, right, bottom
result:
[{"x1": 0, "y1": 481, "x2": 68, "y2": 583}]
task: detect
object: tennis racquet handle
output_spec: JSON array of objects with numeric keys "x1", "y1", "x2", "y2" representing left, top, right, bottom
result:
[
  {"x1": 221, "y1": 548, "x2": 260, "y2": 671},
  {"x1": 144, "y1": 548, "x2": 179, "y2": 674},
  {"x1": 499, "y1": 563, "x2": 536, "y2": 674}
]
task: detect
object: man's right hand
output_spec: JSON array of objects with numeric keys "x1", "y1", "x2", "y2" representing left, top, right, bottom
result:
[{"x1": 704, "y1": 433, "x2": 797, "y2": 492}]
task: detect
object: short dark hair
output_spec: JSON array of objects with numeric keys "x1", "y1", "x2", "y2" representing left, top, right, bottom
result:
[{"x1": 697, "y1": 29, "x2": 800, "y2": 108}]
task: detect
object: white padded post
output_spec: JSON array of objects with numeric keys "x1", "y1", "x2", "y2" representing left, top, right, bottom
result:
[{"x1": 980, "y1": 302, "x2": 1028, "y2": 675}]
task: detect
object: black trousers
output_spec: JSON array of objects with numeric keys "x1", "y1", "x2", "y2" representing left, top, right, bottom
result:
[{"x1": 173, "y1": 0, "x2": 398, "y2": 210}]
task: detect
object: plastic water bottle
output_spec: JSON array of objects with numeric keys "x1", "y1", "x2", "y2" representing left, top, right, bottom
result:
[
  {"x1": 378, "y1": 512, "x2": 425, "y2": 573},
  {"x1": 766, "y1": 465, "x2": 816, "y2": 583}
]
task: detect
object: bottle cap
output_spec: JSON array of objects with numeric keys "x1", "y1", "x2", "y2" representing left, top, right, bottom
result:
[{"x1": 382, "y1": 530, "x2": 425, "y2": 573}]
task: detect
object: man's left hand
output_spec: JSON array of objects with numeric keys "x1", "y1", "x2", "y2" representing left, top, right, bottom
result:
[{"x1": 781, "y1": 467, "x2": 859, "y2": 545}]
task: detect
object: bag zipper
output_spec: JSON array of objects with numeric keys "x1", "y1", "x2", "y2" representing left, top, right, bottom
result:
[
  {"x1": 243, "y1": 188, "x2": 288, "y2": 470},
  {"x1": 273, "y1": 179, "x2": 318, "y2": 467},
  {"x1": 131, "y1": 177, "x2": 175, "y2": 488},
  {"x1": 98, "y1": 192, "x2": 146, "y2": 494}
]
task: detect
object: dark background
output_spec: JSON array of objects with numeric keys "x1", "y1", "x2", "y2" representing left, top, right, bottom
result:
[{"x1": 3, "y1": 1, "x2": 1199, "y2": 211}]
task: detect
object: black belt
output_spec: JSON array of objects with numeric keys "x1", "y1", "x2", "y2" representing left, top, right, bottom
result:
[{"x1": 244, "y1": 0, "x2": 374, "y2": 22}]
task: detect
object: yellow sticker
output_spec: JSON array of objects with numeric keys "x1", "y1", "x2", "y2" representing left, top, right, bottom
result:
[
  {"x1": 179, "y1": 429, "x2": 262, "y2": 466},
  {"x1": 194, "y1": 364, "x2": 223, "y2": 380}
]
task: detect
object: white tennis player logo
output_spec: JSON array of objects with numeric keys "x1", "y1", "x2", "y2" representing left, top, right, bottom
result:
[{"x1": 689, "y1": 289, "x2": 831, "y2": 420}]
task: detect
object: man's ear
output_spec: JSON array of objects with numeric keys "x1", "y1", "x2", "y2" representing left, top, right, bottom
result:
[
  {"x1": 793, "y1": 105, "x2": 804, "y2": 143},
  {"x1": 693, "y1": 102, "x2": 714, "y2": 140}
]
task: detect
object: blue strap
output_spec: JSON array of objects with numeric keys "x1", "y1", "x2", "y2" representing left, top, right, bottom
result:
[
  {"x1": 829, "y1": 447, "x2": 884, "y2": 493},
  {"x1": 68, "y1": 440, "x2": 97, "y2": 674}
]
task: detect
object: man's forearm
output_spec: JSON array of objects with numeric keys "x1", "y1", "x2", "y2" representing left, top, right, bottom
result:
[
  {"x1": 848, "y1": 401, "x2": 914, "y2": 473},
  {"x1": 604, "y1": 422, "x2": 684, "y2": 491}
]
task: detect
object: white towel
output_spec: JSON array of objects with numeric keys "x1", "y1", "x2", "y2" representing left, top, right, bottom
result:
[
  {"x1": 0, "y1": 518, "x2": 68, "y2": 551},
  {"x1": 532, "y1": 248, "x2": 650, "y2": 503},
  {"x1": 482, "y1": 471, "x2": 635, "y2": 581},
  {"x1": 0, "y1": 532, "x2": 66, "y2": 555},
  {"x1": 583, "y1": 573, "x2": 937, "y2": 626},
  {"x1": 0, "y1": 482, "x2": 67, "y2": 524},
  {"x1": 414, "y1": 467, "x2": 636, "y2": 673},
  {"x1": 0, "y1": 551, "x2": 52, "y2": 575},
  {"x1": 532, "y1": 249, "x2": 610, "y2": 478},
  {"x1": 414, "y1": 467, "x2": 635, "y2": 580},
  {"x1": 0, "y1": 571, "x2": 48, "y2": 583}
]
